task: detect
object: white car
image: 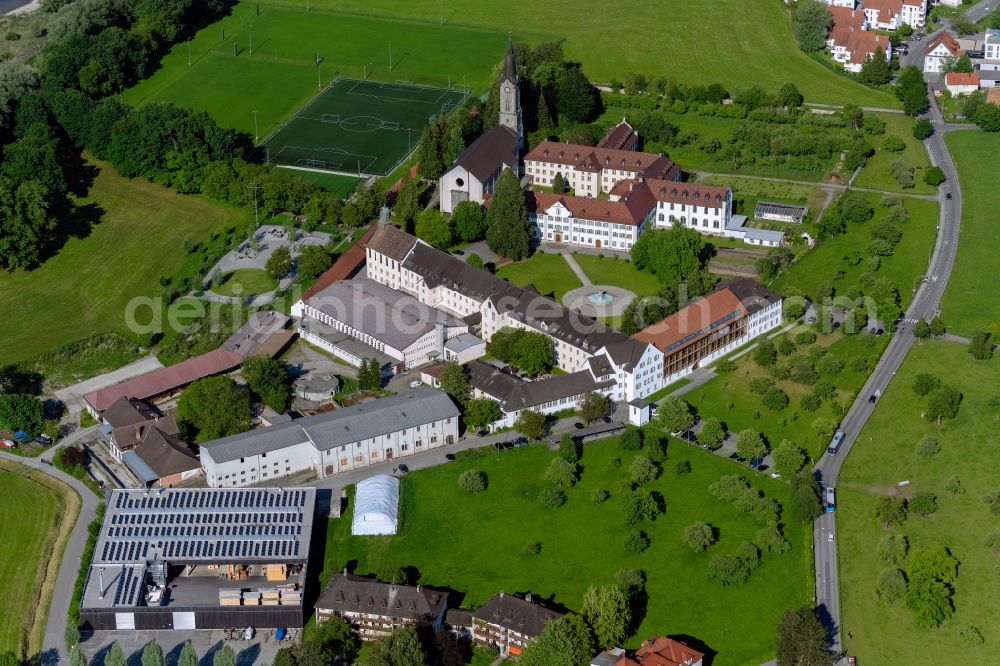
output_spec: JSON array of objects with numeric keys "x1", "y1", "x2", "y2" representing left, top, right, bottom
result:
[{"x1": 409, "y1": 379, "x2": 422, "y2": 389}]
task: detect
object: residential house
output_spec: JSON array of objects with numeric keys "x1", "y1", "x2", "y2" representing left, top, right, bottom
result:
[
  {"x1": 985, "y1": 30, "x2": 1000, "y2": 60},
  {"x1": 439, "y1": 36, "x2": 521, "y2": 213},
  {"x1": 315, "y1": 573, "x2": 448, "y2": 640},
  {"x1": 946, "y1": 71, "x2": 980, "y2": 95},
  {"x1": 614, "y1": 636, "x2": 705, "y2": 666},
  {"x1": 924, "y1": 31, "x2": 961, "y2": 73},
  {"x1": 524, "y1": 187, "x2": 656, "y2": 251},
  {"x1": 199, "y1": 388, "x2": 460, "y2": 487},
  {"x1": 471, "y1": 592, "x2": 563, "y2": 658},
  {"x1": 632, "y1": 278, "x2": 783, "y2": 383},
  {"x1": 827, "y1": 7, "x2": 893, "y2": 73},
  {"x1": 863, "y1": 0, "x2": 927, "y2": 30}
]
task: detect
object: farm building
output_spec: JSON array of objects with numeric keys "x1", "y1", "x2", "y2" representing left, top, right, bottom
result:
[{"x1": 78, "y1": 487, "x2": 315, "y2": 632}]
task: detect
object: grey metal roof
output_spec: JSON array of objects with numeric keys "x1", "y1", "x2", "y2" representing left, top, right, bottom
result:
[
  {"x1": 316, "y1": 574, "x2": 448, "y2": 621},
  {"x1": 467, "y1": 360, "x2": 605, "y2": 412},
  {"x1": 743, "y1": 227, "x2": 785, "y2": 243},
  {"x1": 200, "y1": 420, "x2": 309, "y2": 464},
  {"x1": 299, "y1": 316, "x2": 396, "y2": 367},
  {"x1": 300, "y1": 388, "x2": 459, "y2": 451},
  {"x1": 305, "y1": 278, "x2": 464, "y2": 351},
  {"x1": 753, "y1": 201, "x2": 807, "y2": 222},
  {"x1": 123, "y1": 450, "x2": 159, "y2": 484},
  {"x1": 444, "y1": 333, "x2": 484, "y2": 354}
]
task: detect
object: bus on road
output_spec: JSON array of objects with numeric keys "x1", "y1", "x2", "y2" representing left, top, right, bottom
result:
[{"x1": 827, "y1": 431, "x2": 845, "y2": 456}]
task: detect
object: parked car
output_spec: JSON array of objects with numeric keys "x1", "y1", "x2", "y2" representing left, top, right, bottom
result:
[
  {"x1": 445, "y1": 453, "x2": 456, "y2": 461},
  {"x1": 946, "y1": 192, "x2": 953, "y2": 200},
  {"x1": 33, "y1": 434, "x2": 52, "y2": 445},
  {"x1": 574, "y1": 422, "x2": 585, "y2": 430},
  {"x1": 408, "y1": 379, "x2": 422, "y2": 389},
  {"x1": 828, "y1": 532, "x2": 835, "y2": 542},
  {"x1": 392, "y1": 464, "x2": 409, "y2": 476},
  {"x1": 0, "y1": 439, "x2": 15, "y2": 449},
  {"x1": 453, "y1": 249, "x2": 465, "y2": 256},
  {"x1": 514, "y1": 437, "x2": 529, "y2": 447}
]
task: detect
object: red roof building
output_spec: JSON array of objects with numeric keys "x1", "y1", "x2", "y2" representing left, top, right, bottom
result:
[{"x1": 615, "y1": 636, "x2": 705, "y2": 666}]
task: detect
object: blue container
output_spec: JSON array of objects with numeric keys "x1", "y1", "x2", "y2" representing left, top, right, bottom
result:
[{"x1": 275, "y1": 627, "x2": 286, "y2": 641}]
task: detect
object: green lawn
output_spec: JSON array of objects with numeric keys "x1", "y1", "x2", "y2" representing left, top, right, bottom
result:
[
  {"x1": 855, "y1": 113, "x2": 935, "y2": 195},
  {"x1": 574, "y1": 253, "x2": 661, "y2": 296},
  {"x1": 941, "y1": 131, "x2": 1000, "y2": 336},
  {"x1": 700, "y1": 176, "x2": 821, "y2": 221},
  {"x1": 273, "y1": 167, "x2": 359, "y2": 197},
  {"x1": 324, "y1": 434, "x2": 811, "y2": 665},
  {"x1": 211, "y1": 268, "x2": 279, "y2": 297},
  {"x1": 838, "y1": 341, "x2": 1000, "y2": 663},
  {"x1": 292, "y1": 0, "x2": 897, "y2": 108},
  {"x1": 771, "y1": 194, "x2": 938, "y2": 309},
  {"x1": 0, "y1": 160, "x2": 245, "y2": 365},
  {"x1": 496, "y1": 252, "x2": 582, "y2": 300},
  {"x1": 0, "y1": 466, "x2": 63, "y2": 657},
  {"x1": 684, "y1": 332, "x2": 888, "y2": 459},
  {"x1": 124, "y1": 2, "x2": 524, "y2": 137}
]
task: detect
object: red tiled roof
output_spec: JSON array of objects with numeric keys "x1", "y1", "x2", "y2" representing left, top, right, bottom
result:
[
  {"x1": 847, "y1": 31, "x2": 890, "y2": 65},
  {"x1": 926, "y1": 31, "x2": 960, "y2": 57},
  {"x1": 615, "y1": 636, "x2": 705, "y2": 666},
  {"x1": 828, "y1": 7, "x2": 865, "y2": 46},
  {"x1": 987, "y1": 88, "x2": 1000, "y2": 106},
  {"x1": 85, "y1": 348, "x2": 242, "y2": 412},
  {"x1": 525, "y1": 187, "x2": 655, "y2": 226},
  {"x1": 524, "y1": 141, "x2": 678, "y2": 179},
  {"x1": 633, "y1": 289, "x2": 745, "y2": 355},
  {"x1": 946, "y1": 72, "x2": 980, "y2": 86},
  {"x1": 640, "y1": 179, "x2": 728, "y2": 207},
  {"x1": 300, "y1": 222, "x2": 378, "y2": 300},
  {"x1": 597, "y1": 120, "x2": 639, "y2": 151}
]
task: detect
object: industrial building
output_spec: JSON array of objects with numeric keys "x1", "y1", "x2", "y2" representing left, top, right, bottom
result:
[{"x1": 79, "y1": 487, "x2": 316, "y2": 632}]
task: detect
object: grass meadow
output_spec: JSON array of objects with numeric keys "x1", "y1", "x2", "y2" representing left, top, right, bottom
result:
[
  {"x1": 496, "y1": 252, "x2": 582, "y2": 300},
  {"x1": 124, "y1": 2, "x2": 524, "y2": 137},
  {"x1": 941, "y1": 131, "x2": 1000, "y2": 336},
  {"x1": 855, "y1": 113, "x2": 935, "y2": 195},
  {"x1": 281, "y1": 0, "x2": 897, "y2": 108},
  {"x1": 771, "y1": 194, "x2": 938, "y2": 309},
  {"x1": 838, "y1": 341, "x2": 1000, "y2": 663},
  {"x1": 211, "y1": 268, "x2": 279, "y2": 297},
  {"x1": 684, "y1": 332, "x2": 889, "y2": 459},
  {"x1": 324, "y1": 432, "x2": 811, "y2": 665},
  {"x1": 0, "y1": 159, "x2": 245, "y2": 364},
  {"x1": 574, "y1": 253, "x2": 662, "y2": 296},
  {"x1": 0, "y1": 461, "x2": 74, "y2": 658},
  {"x1": 271, "y1": 167, "x2": 359, "y2": 197}
]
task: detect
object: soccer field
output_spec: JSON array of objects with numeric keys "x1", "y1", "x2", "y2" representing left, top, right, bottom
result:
[
  {"x1": 124, "y1": 2, "x2": 522, "y2": 137},
  {"x1": 263, "y1": 78, "x2": 465, "y2": 175}
]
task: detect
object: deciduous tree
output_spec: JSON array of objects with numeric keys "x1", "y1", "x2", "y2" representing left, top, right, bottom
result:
[
  {"x1": 452, "y1": 200, "x2": 487, "y2": 242},
  {"x1": 241, "y1": 356, "x2": 291, "y2": 412},
  {"x1": 519, "y1": 614, "x2": 594, "y2": 666},
  {"x1": 515, "y1": 409, "x2": 546, "y2": 440},
  {"x1": 415, "y1": 208, "x2": 453, "y2": 250},
  {"x1": 582, "y1": 584, "x2": 631, "y2": 648},
  {"x1": 438, "y1": 361, "x2": 470, "y2": 405},
  {"x1": 578, "y1": 391, "x2": 610, "y2": 424},
  {"x1": 367, "y1": 626, "x2": 425, "y2": 666},
  {"x1": 177, "y1": 376, "x2": 252, "y2": 443},
  {"x1": 775, "y1": 606, "x2": 833, "y2": 666},
  {"x1": 463, "y1": 398, "x2": 501, "y2": 431},
  {"x1": 684, "y1": 521, "x2": 716, "y2": 552}
]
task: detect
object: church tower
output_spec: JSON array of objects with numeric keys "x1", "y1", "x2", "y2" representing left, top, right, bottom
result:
[{"x1": 497, "y1": 33, "x2": 523, "y2": 150}]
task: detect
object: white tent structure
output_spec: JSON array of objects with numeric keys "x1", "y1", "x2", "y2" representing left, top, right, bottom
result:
[{"x1": 352, "y1": 474, "x2": 400, "y2": 535}]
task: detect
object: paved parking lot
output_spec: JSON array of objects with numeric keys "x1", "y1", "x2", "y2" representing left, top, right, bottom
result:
[{"x1": 81, "y1": 629, "x2": 292, "y2": 666}]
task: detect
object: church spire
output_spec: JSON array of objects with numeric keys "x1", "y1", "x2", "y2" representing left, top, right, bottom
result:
[{"x1": 502, "y1": 32, "x2": 517, "y2": 82}]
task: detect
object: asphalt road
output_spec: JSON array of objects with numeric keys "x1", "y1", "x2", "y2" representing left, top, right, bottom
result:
[{"x1": 811, "y1": 84, "x2": 964, "y2": 655}]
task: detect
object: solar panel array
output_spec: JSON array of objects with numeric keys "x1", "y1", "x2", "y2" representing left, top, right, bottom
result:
[{"x1": 95, "y1": 488, "x2": 315, "y2": 565}]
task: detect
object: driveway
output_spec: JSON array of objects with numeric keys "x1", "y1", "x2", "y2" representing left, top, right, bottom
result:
[{"x1": 54, "y1": 356, "x2": 164, "y2": 415}]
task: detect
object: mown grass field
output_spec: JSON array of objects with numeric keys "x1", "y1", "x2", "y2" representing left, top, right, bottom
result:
[
  {"x1": 838, "y1": 341, "x2": 1000, "y2": 663},
  {"x1": 684, "y1": 332, "x2": 888, "y2": 459},
  {"x1": 0, "y1": 159, "x2": 244, "y2": 364},
  {"x1": 941, "y1": 131, "x2": 1000, "y2": 336},
  {"x1": 496, "y1": 252, "x2": 582, "y2": 300},
  {"x1": 212, "y1": 268, "x2": 279, "y2": 297},
  {"x1": 701, "y1": 176, "x2": 823, "y2": 221},
  {"x1": 286, "y1": 0, "x2": 897, "y2": 108},
  {"x1": 125, "y1": 2, "x2": 524, "y2": 137},
  {"x1": 324, "y1": 433, "x2": 811, "y2": 665},
  {"x1": 0, "y1": 463, "x2": 71, "y2": 658},
  {"x1": 574, "y1": 253, "x2": 661, "y2": 296},
  {"x1": 771, "y1": 194, "x2": 938, "y2": 310},
  {"x1": 855, "y1": 113, "x2": 935, "y2": 195},
  {"x1": 272, "y1": 167, "x2": 359, "y2": 197}
]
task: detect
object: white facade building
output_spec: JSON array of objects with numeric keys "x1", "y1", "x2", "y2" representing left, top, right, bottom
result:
[
  {"x1": 199, "y1": 389, "x2": 460, "y2": 487},
  {"x1": 525, "y1": 189, "x2": 655, "y2": 251},
  {"x1": 522, "y1": 142, "x2": 679, "y2": 198},
  {"x1": 924, "y1": 31, "x2": 961, "y2": 72},
  {"x1": 863, "y1": 0, "x2": 927, "y2": 30}
]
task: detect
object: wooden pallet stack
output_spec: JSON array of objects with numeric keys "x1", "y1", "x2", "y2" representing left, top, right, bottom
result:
[{"x1": 219, "y1": 589, "x2": 242, "y2": 607}]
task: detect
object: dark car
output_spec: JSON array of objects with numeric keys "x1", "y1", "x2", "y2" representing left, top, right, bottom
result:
[
  {"x1": 574, "y1": 422, "x2": 585, "y2": 430},
  {"x1": 453, "y1": 249, "x2": 465, "y2": 256},
  {"x1": 729, "y1": 453, "x2": 746, "y2": 463},
  {"x1": 946, "y1": 192, "x2": 953, "y2": 200},
  {"x1": 34, "y1": 434, "x2": 52, "y2": 445},
  {"x1": 392, "y1": 464, "x2": 409, "y2": 476},
  {"x1": 876, "y1": 328, "x2": 885, "y2": 336},
  {"x1": 868, "y1": 394, "x2": 877, "y2": 404},
  {"x1": 445, "y1": 453, "x2": 456, "y2": 461},
  {"x1": 514, "y1": 437, "x2": 529, "y2": 447}
]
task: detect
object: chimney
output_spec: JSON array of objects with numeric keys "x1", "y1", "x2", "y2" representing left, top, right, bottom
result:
[
  {"x1": 525, "y1": 592, "x2": 532, "y2": 603},
  {"x1": 135, "y1": 426, "x2": 142, "y2": 441},
  {"x1": 500, "y1": 591, "x2": 505, "y2": 598}
]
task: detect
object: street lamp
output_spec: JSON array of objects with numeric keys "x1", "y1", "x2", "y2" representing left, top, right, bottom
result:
[{"x1": 252, "y1": 109, "x2": 259, "y2": 142}]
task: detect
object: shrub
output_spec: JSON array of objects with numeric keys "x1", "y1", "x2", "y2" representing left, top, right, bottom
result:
[
  {"x1": 676, "y1": 460, "x2": 691, "y2": 475},
  {"x1": 909, "y1": 491, "x2": 938, "y2": 515},
  {"x1": 522, "y1": 541, "x2": 542, "y2": 556},
  {"x1": 591, "y1": 487, "x2": 610, "y2": 504},
  {"x1": 748, "y1": 377, "x2": 775, "y2": 394},
  {"x1": 889, "y1": 158, "x2": 915, "y2": 188},
  {"x1": 753, "y1": 340, "x2": 777, "y2": 367},
  {"x1": 458, "y1": 470, "x2": 486, "y2": 493},
  {"x1": 707, "y1": 553, "x2": 750, "y2": 587},
  {"x1": 646, "y1": 437, "x2": 668, "y2": 464},
  {"x1": 913, "y1": 118, "x2": 933, "y2": 139},
  {"x1": 800, "y1": 393, "x2": 822, "y2": 412},
  {"x1": 630, "y1": 455, "x2": 661, "y2": 486},
  {"x1": 619, "y1": 425, "x2": 644, "y2": 451},
  {"x1": 912, "y1": 373, "x2": 941, "y2": 396},
  {"x1": 812, "y1": 379, "x2": 836, "y2": 400},
  {"x1": 945, "y1": 476, "x2": 965, "y2": 496},
  {"x1": 916, "y1": 435, "x2": 941, "y2": 457},
  {"x1": 877, "y1": 535, "x2": 909, "y2": 564},
  {"x1": 761, "y1": 387, "x2": 789, "y2": 411},
  {"x1": 820, "y1": 354, "x2": 844, "y2": 374},
  {"x1": 684, "y1": 522, "x2": 716, "y2": 552},
  {"x1": 623, "y1": 530, "x2": 650, "y2": 554},
  {"x1": 754, "y1": 525, "x2": 790, "y2": 554},
  {"x1": 924, "y1": 166, "x2": 945, "y2": 186},
  {"x1": 959, "y1": 626, "x2": 984, "y2": 647},
  {"x1": 539, "y1": 487, "x2": 566, "y2": 508},
  {"x1": 794, "y1": 331, "x2": 816, "y2": 345},
  {"x1": 881, "y1": 135, "x2": 906, "y2": 152},
  {"x1": 876, "y1": 568, "x2": 908, "y2": 603},
  {"x1": 715, "y1": 358, "x2": 736, "y2": 373}
]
